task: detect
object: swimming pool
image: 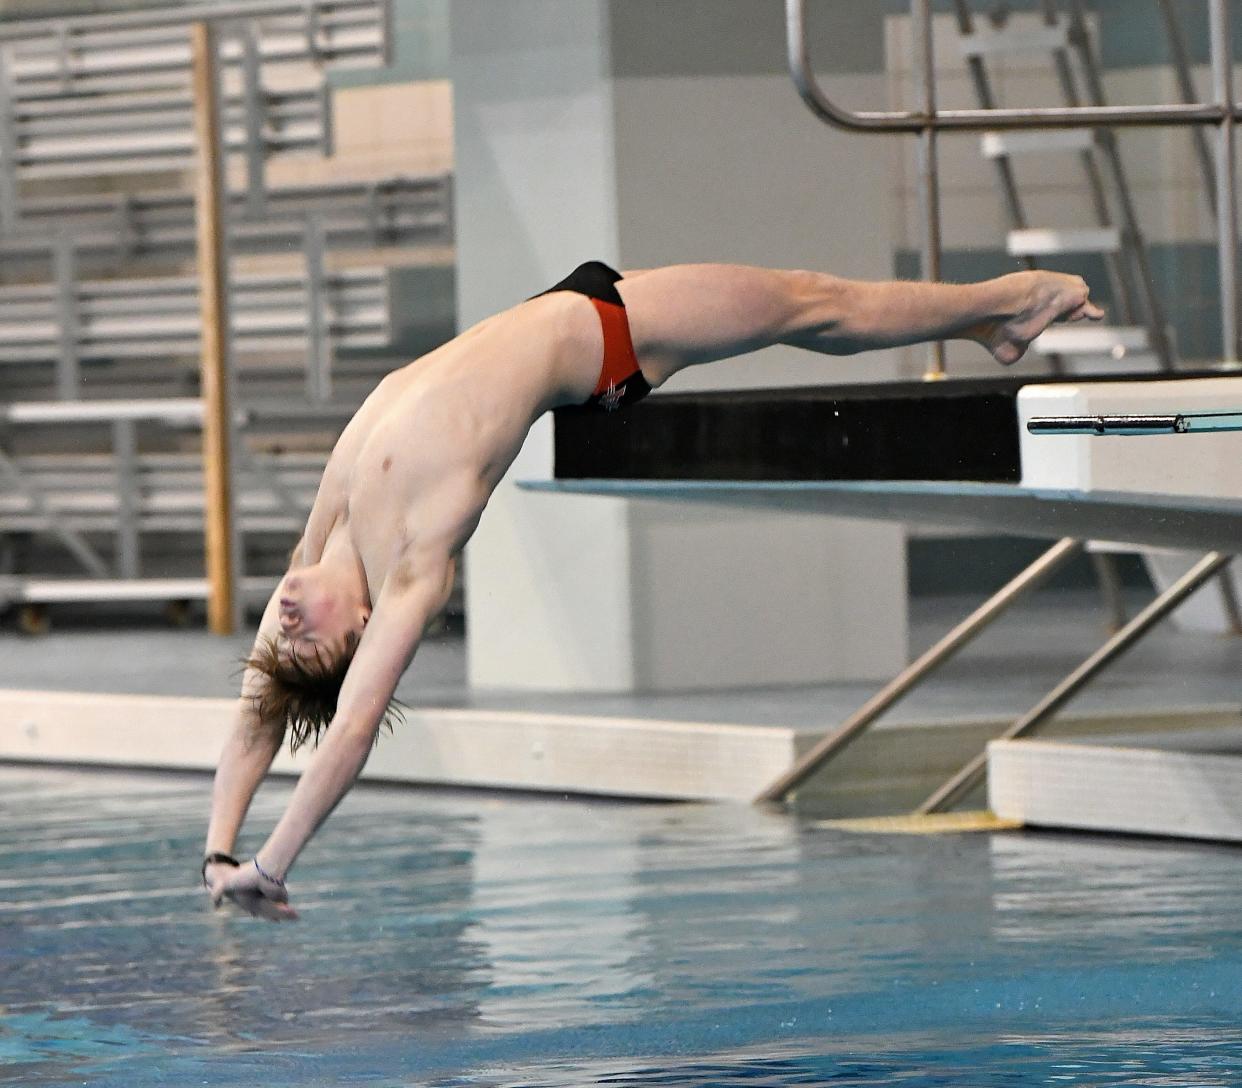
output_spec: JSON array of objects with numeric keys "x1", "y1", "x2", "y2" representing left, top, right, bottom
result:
[{"x1": 3, "y1": 763, "x2": 1242, "y2": 1086}]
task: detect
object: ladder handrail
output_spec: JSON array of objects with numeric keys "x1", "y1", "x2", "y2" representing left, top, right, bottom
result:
[{"x1": 787, "y1": 0, "x2": 1234, "y2": 132}]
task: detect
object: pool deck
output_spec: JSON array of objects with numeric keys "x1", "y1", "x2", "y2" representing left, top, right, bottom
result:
[{"x1": 2, "y1": 588, "x2": 1240, "y2": 814}]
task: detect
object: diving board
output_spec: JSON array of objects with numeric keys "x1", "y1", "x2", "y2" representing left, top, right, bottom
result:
[{"x1": 523, "y1": 478, "x2": 1242, "y2": 557}]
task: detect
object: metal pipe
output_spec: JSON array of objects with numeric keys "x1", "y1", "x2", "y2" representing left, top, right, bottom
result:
[
  {"x1": 1211, "y1": 0, "x2": 1239, "y2": 365},
  {"x1": 1043, "y1": 0, "x2": 1136, "y2": 328},
  {"x1": 953, "y1": 1, "x2": 1069, "y2": 367},
  {"x1": 951, "y1": 1, "x2": 1028, "y2": 227},
  {"x1": 113, "y1": 418, "x2": 140, "y2": 580},
  {"x1": 787, "y1": 0, "x2": 1235, "y2": 133},
  {"x1": 0, "y1": 47, "x2": 18, "y2": 230},
  {"x1": 1157, "y1": 0, "x2": 1218, "y2": 219},
  {"x1": 1064, "y1": 0, "x2": 1175, "y2": 371},
  {"x1": 239, "y1": 24, "x2": 267, "y2": 216},
  {"x1": 755, "y1": 537, "x2": 1085, "y2": 804},
  {"x1": 52, "y1": 228, "x2": 79, "y2": 400},
  {"x1": 918, "y1": 550, "x2": 1235, "y2": 814},
  {"x1": 1088, "y1": 551, "x2": 1128, "y2": 632},
  {"x1": 1215, "y1": 565, "x2": 1242, "y2": 635},
  {"x1": 304, "y1": 213, "x2": 331, "y2": 403},
  {"x1": 913, "y1": 0, "x2": 945, "y2": 380}
]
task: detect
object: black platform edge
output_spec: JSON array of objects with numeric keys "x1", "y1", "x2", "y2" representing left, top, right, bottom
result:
[{"x1": 552, "y1": 370, "x2": 1229, "y2": 483}]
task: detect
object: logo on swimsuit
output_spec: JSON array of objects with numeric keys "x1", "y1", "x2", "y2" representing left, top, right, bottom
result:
[{"x1": 600, "y1": 381, "x2": 626, "y2": 412}]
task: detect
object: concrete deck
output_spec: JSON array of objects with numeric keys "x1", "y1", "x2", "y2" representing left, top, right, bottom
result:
[{"x1": 2, "y1": 589, "x2": 1240, "y2": 812}]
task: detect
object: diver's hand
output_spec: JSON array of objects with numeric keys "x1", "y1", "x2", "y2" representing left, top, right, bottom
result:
[
  {"x1": 211, "y1": 858, "x2": 299, "y2": 922},
  {"x1": 202, "y1": 858, "x2": 240, "y2": 906}
]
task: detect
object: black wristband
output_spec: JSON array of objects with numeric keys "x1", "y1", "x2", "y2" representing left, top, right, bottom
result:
[{"x1": 201, "y1": 851, "x2": 240, "y2": 886}]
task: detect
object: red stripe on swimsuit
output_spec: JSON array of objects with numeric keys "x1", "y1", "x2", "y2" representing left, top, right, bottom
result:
[{"x1": 589, "y1": 297, "x2": 643, "y2": 410}]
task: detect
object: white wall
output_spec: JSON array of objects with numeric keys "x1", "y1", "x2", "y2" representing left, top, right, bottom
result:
[
  {"x1": 453, "y1": 0, "x2": 908, "y2": 692},
  {"x1": 452, "y1": 1, "x2": 638, "y2": 690}
]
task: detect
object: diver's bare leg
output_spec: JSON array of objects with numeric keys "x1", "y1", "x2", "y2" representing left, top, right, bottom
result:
[{"x1": 615, "y1": 264, "x2": 1102, "y2": 385}]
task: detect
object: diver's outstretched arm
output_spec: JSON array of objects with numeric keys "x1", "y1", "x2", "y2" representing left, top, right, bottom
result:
[
  {"x1": 202, "y1": 589, "x2": 287, "y2": 894},
  {"x1": 210, "y1": 551, "x2": 456, "y2": 921}
]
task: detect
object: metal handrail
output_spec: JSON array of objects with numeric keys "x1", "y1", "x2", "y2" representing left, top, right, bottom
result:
[
  {"x1": 1209, "y1": 0, "x2": 1239, "y2": 362},
  {"x1": 788, "y1": 0, "x2": 1239, "y2": 371},
  {"x1": 788, "y1": 0, "x2": 1236, "y2": 132}
]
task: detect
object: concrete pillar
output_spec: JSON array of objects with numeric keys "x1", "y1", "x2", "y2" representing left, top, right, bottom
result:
[{"x1": 452, "y1": 0, "x2": 908, "y2": 692}]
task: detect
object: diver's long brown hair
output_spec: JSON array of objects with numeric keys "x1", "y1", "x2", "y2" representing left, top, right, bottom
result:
[{"x1": 243, "y1": 633, "x2": 402, "y2": 752}]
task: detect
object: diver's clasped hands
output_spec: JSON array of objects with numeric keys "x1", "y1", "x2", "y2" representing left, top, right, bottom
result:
[{"x1": 203, "y1": 854, "x2": 299, "y2": 922}]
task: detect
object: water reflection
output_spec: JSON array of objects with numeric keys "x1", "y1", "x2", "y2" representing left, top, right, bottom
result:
[
  {"x1": 6, "y1": 765, "x2": 1242, "y2": 1087},
  {"x1": 468, "y1": 796, "x2": 659, "y2": 1030},
  {"x1": 987, "y1": 832, "x2": 1242, "y2": 959}
]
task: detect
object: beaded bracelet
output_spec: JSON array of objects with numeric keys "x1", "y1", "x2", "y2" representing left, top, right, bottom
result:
[
  {"x1": 252, "y1": 855, "x2": 286, "y2": 888},
  {"x1": 201, "y1": 851, "x2": 239, "y2": 887}
]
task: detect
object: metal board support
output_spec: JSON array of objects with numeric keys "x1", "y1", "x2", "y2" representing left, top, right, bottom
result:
[
  {"x1": 919, "y1": 550, "x2": 1236, "y2": 813},
  {"x1": 755, "y1": 536, "x2": 1085, "y2": 803}
]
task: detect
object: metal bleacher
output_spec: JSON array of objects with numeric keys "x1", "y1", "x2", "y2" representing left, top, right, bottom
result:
[
  {"x1": 0, "y1": 266, "x2": 392, "y2": 396},
  {"x1": 0, "y1": 176, "x2": 451, "y2": 270},
  {"x1": 0, "y1": 0, "x2": 391, "y2": 219},
  {"x1": 0, "y1": 0, "x2": 452, "y2": 629}
]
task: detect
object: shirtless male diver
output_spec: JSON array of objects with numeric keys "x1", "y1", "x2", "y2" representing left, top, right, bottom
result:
[{"x1": 202, "y1": 260, "x2": 1104, "y2": 920}]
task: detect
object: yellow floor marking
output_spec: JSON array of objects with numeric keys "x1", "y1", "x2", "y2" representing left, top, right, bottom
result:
[{"x1": 815, "y1": 810, "x2": 1024, "y2": 835}]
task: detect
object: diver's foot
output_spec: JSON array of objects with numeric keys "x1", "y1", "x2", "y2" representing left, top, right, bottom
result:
[{"x1": 969, "y1": 271, "x2": 1106, "y2": 366}]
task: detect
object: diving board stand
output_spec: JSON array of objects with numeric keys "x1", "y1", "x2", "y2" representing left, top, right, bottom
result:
[{"x1": 534, "y1": 375, "x2": 1242, "y2": 833}]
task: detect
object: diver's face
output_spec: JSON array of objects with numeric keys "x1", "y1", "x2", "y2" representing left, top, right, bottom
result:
[{"x1": 277, "y1": 566, "x2": 368, "y2": 656}]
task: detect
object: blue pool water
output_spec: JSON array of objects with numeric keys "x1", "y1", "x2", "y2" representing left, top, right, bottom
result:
[{"x1": 3, "y1": 764, "x2": 1242, "y2": 1086}]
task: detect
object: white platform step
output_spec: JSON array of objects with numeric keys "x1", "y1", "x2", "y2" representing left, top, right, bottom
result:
[
  {"x1": 959, "y1": 21, "x2": 1069, "y2": 59},
  {"x1": 0, "y1": 576, "x2": 276, "y2": 605},
  {"x1": 0, "y1": 688, "x2": 803, "y2": 803},
  {"x1": 1030, "y1": 324, "x2": 1150, "y2": 358},
  {"x1": 1, "y1": 689, "x2": 1236, "y2": 808},
  {"x1": 989, "y1": 729, "x2": 1242, "y2": 843},
  {"x1": 1008, "y1": 227, "x2": 1121, "y2": 256},
  {"x1": 982, "y1": 129, "x2": 1094, "y2": 159}
]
